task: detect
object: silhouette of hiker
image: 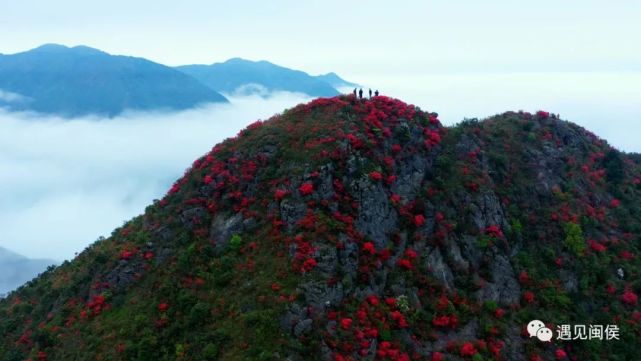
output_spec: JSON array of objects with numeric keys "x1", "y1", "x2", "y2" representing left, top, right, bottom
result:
[
  {"x1": 374, "y1": 90, "x2": 379, "y2": 97},
  {"x1": 369, "y1": 89, "x2": 372, "y2": 98},
  {"x1": 353, "y1": 88, "x2": 357, "y2": 97},
  {"x1": 358, "y1": 88, "x2": 363, "y2": 99}
]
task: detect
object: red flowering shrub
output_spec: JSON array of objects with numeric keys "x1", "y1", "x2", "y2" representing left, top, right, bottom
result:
[
  {"x1": 369, "y1": 171, "x2": 383, "y2": 181},
  {"x1": 518, "y1": 271, "x2": 530, "y2": 284},
  {"x1": 120, "y1": 249, "x2": 134, "y2": 260},
  {"x1": 274, "y1": 189, "x2": 288, "y2": 200},
  {"x1": 414, "y1": 214, "x2": 425, "y2": 227},
  {"x1": 536, "y1": 110, "x2": 550, "y2": 118},
  {"x1": 622, "y1": 288, "x2": 638, "y2": 305},
  {"x1": 362, "y1": 242, "x2": 376, "y2": 255},
  {"x1": 588, "y1": 239, "x2": 606, "y2": 253},
  {"x1": 460, "y1": 342, "x2": 477, "y2": 357},
  {"x1": 302, "y1": 258, "x2": 318, "y2": 272},
  {"x1": 299, "y1": 182, "x2": 314, "y2": 196},
  {"x1": 484, "y1": 225, "x2": 504, "y2": 238},
  {"x1": 340, "y1": 318, "x2": 353, "y2": 330},
  {"x1": 432, "y1": 315, "x2": 451, "y2": 327},
  {"x1": 523, "y1": 291, "x2": 535, "y2": 304},
  {"x1": 397, "y1": 258, "x2": 413, "y2": 270},
  {"x1": 555, "y1": 349, "x2": 567, "y2": 360},
  {"x1": 424, "y1": 130, "x2": 441, "y2": 149}
]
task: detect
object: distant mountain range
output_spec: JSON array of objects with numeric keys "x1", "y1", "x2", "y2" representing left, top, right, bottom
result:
[
  {"x1": 0, "y1": 246, "x2": 56, "y2": 296},
  {"x1": 0, "y1": 44, "x2": 357, "y2": 117},
  {"x1": 0, "y1": 44, "x2": 228, "y2": 117},
  {"x1": 176, "y1": 58, "x2": 357, "y2": 97}
]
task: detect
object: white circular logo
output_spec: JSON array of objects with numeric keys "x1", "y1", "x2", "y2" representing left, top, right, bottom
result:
[{"x1": 527, "y1": 320, "x2": 546, "y2": 338}]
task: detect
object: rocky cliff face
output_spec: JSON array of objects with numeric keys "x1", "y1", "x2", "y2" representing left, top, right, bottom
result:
[{"x1": 1, "y1": 96, "x2": 640, "y2": 361}]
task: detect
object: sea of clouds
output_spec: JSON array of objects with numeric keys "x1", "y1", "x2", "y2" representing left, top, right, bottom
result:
[{"x1": 0, "y1": 92, "x2": 311, "y2": 260}]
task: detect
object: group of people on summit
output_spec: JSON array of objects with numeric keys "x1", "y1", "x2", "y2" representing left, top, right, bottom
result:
[{"x1": 353, "y1": 88, "x2": 379, "y2": 99}]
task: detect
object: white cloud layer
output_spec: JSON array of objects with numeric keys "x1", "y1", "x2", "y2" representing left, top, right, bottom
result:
[{"x1": 0, "y1": 92, "x2": 311, "y2": 260}]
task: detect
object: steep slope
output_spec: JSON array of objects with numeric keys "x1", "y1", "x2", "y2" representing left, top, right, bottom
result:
[
  {"x1": 0, "y1": 44, "x2": 228, "y2": 117},
  {"x1": 0, "y1": 247, "x2": 56, "y2": 296},
  {"x1": 176, "y1": 58, "x2": 343, "y2": 97},
  {"x1": 1, "y1": 97, "x2": 640, "y2": 361}
]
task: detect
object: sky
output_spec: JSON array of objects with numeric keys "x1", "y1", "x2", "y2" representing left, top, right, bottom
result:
[
  {"x1": 1, "y1": 1, "x2": 640, "y2": 76},
  {"x1": 1, "y1": 1, "x2": 641, "y2": 260}
]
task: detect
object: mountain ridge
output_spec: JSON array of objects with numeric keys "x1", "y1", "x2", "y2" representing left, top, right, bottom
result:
[
  {"x1": 0, "y1": 44, "x2": 228, "y2": 117},
  {"x1": 176, "y1": 58, "x2": 353, "y2": 97}
]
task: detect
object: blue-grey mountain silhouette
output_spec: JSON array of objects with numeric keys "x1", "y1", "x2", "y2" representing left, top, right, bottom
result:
[
  {"x1": 0, "y1": 44, "x2": 228, "y2": 117},
  {"x1": 0, "y1": 246, "x2": 56, "y2": 296},
  {"x1": 176, "y1": 58, "x2": 354, "y2": 97}
]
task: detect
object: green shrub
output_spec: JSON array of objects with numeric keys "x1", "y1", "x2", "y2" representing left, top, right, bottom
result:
[{"x1": 563, "y1": 222, "x2": 585, "y2": 256}]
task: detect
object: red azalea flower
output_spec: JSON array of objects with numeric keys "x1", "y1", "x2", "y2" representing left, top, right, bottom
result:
[
  {"x1": 367, "y1": 295, "x2": 379, "y2": 306},
  {"x1": 386, "y1": 175, "x2": 397, "y2": 185},
  {"x1": 536, "y1": 110, "x2": 550, "y2": 118},
  {"x1": 518, "y1": 271, "x2": 530, "y2": 284},
  {"x1": 432, "y1": 315, "x2": 450, "y2": 327},
  {"x1": 405, "y1": 248, "x2": 418, "y2": 259},
  {"x1": 606, "y1": 283, "x2": 616, "y2": 294},
  {"x1": 460, "y1": 342, "x2": 477, "y2": 357},
  {"x1": 340, "y1": 318, "x2": 353, "y2": 330},
  {"x1": 523, "y1": 291, "x2": 535, "y2": 304},
  {"x1": 589, "y1": 240, "x2": 606, "y2": 252},
  {"x1": 369, "y1": 171, "x2": 383, "y2": 181},
  {"x1": 622, "y1": 288, "x2": 638, "y2": 305},
  {"x1": 274, "y1": 189, "x2": 288, "y2": 200},
  {"x1": 397, "y1": 258, "x2": 413, "y2": 270},
  {"x1": 385, "y1": 297, "x2": 397, "y2": 307},
  {"x1": 302, "y1": 258, "x2": 317, "y2": 272},
  {"x1": 414, "y1": 214, "x2": 425, "y2": 227},
  {"x1": 484, "y1": 225, "x2": 504, "y2": 238},
  {"x1": 158, "y1": 303, "x2": 169, "y2": 312},
  {"x1": 120, "y1": 249, "x2": 134, "y2": 260},
  {"x1": 299, "y1": 182, "x2": 314, "y2": 196},
  {"x1": 362, "y1": 242, "x2": 376, "y2": 255},
  {"x1": 555, "y1": 349, "x2": 567, "y2": 360},
  {"x1": 620, "y1": 250, "x2": 635, "y2": 260}
]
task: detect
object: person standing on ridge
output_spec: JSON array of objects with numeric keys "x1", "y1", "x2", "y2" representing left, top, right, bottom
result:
[
  {"x1": 358, "y1": 88, "x2": 363, "y2": 99},
  {"x1": 369, "y1": 89, "x2": 372, "y2": 98},
  {"x1": 353, "y1": 88, "x2": 357, "y2": 97},
  {"x1": 375, "y1": 90, "x2": 379, "y2": 97}
]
